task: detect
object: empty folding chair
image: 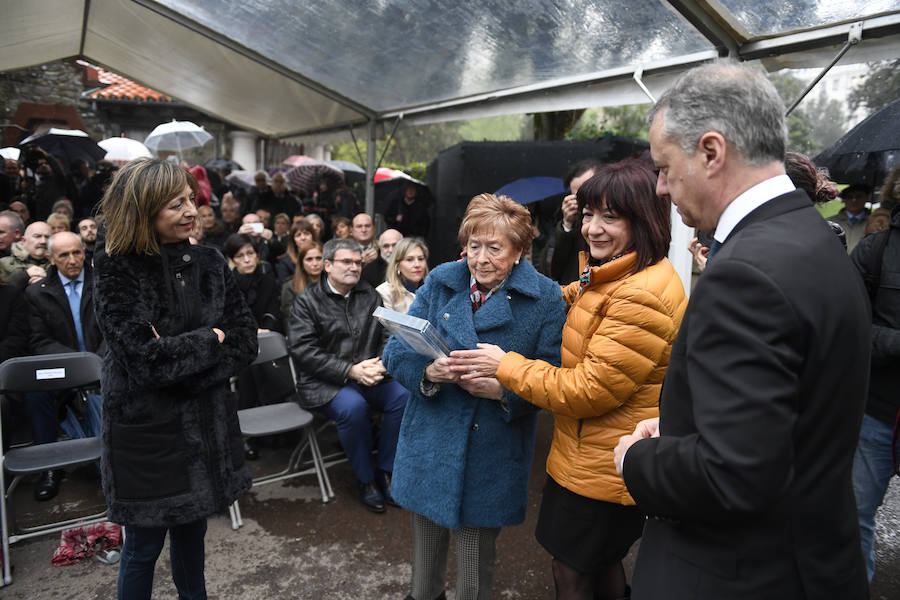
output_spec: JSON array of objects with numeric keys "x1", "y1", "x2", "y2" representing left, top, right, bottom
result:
[
  {"x1": 0, "y1": 352, "x2": 108, "y2": 586},
  {"x1": 229, "y1": 332, "x2": 333, "y2": 530}
]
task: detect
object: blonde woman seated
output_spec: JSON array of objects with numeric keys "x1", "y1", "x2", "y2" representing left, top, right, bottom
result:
[{"x1": 376, "y1": 237, "x2": 428, "y2": 314}]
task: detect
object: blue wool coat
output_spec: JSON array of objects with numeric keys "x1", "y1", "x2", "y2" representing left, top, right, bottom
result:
[{"x1": 383, "y1": 259, "x2": 565, "y2": 529}]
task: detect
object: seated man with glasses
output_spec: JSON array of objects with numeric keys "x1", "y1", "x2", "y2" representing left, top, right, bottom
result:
[{"x1": 288, "y1": 236, "x2": 409, "y2": 513}]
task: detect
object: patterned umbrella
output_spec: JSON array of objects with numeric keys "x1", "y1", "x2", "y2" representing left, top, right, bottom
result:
[
  {"x1": 281, "y1": 154, "x2": 314, "y2": 168},
  {"x1": 284, "y1": 160, "x2": 344, "y2": 195}
]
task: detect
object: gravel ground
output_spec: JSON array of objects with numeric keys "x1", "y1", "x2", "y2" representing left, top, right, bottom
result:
[{"x1": 3, "y1": 411, "x2": 897, "y2": 599}]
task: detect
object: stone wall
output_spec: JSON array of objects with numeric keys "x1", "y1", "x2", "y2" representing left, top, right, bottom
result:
[
  {"x1": 0, "y1": 59, "x2": 252, "y2": 167},
  {"x1": 0, "y1": 60, "x2": 109, "y2": 144}
]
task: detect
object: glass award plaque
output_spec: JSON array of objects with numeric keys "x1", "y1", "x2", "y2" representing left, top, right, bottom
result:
[{"x1": 373, "y1": 306, "x2": 451, "y2": 359}]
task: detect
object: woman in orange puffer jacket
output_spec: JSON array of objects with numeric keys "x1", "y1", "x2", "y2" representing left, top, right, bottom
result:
[{"x1": 451, "y1": 158, "x2": 687, "y2": 600}]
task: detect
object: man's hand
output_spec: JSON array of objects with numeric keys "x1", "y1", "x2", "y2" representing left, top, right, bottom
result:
[
  {"x1": 634, "y1": 417, "x2": 660, "y2": 439},
  {"x1": 614, "y1": 417, "x2": 660, "y2": 477},
  {"x1": 212, "y1": 328, "x2": 225, "y2": 343},
  {"x1": 561, "y1": 194, "x2": 579, "y2": 230},
  {"x1": 349, "y1": 357, "x2": 386, "y2": 386},
  {"x1": 26, "y1": 265, "x2": 46, "y2": 284},
  {"x1": 361, "y1": 247, "x2": 377, "y2": 265}
]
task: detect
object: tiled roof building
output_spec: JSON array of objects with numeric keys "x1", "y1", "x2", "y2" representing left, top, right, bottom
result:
[{"x1": 78, "y1": 60, "x2": 172, "y2": 103}]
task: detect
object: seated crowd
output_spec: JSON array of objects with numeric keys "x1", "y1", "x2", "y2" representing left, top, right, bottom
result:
[
  {"x1": 3, "y1": 60, "x2": 898, "y2": 600},
  {"x1": 0, "y1": 148, "x2": 431, "y2": 516}
]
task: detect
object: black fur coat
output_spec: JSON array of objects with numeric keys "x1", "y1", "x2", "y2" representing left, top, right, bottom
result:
[{"x1": 93, "y1": 241, "x2": 258, "y2": 527}]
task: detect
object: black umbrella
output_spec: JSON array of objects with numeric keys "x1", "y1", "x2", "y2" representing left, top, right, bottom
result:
[
  {"x1": 18, "y1": 128, "x2": 106, "y2": 167},
  {"x1": 205, "y1": 157, "x2": 243, "y2": 171},
  {"x1": 815, "y1": 98, "x2": 900, "y2": 187}
]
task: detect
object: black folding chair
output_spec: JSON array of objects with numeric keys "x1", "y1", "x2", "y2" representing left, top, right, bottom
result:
[
  {"x1": 0, "y1": 352, "x2": 107, "y2": 586},
  {"x1": 229, "y1": 332, "x2": 333, "y2": 530}
]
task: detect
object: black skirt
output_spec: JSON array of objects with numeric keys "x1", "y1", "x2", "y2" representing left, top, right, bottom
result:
[{"x1": 535, "y1": 475, "x2": 644, "y2": 572}]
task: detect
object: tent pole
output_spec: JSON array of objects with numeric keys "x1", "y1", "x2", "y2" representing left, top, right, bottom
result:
[
  {"x1": 349, "y1": 126, "x2": 367, "y2": 168},
  {"x1": 365, "y1": 120, "x2": 376, "y2": 216},
  {"x1": 375, "y1": 114, "x2": 404, "y2": 171},
  {"x1": 632, "y1": 67, "x2": 657, "y2": 104},
  {"x1": 785, "y1": 22, "x2": 862, "y2": 116}
]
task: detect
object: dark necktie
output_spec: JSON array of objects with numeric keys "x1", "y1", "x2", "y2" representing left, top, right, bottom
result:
[{"x1": 707, "y1": 239, "x2": 723, "y2": 261}]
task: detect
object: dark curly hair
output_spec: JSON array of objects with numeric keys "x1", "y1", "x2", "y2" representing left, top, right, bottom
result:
[{"x1": 784, "y1": 152, "x2": 839, "y2": 205}]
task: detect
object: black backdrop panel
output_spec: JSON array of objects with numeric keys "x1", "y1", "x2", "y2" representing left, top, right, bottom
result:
[{"x1": 425, "y1": 137, "x2": 649, "y2": 265}]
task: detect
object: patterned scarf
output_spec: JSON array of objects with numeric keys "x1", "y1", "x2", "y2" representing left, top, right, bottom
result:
[
  {"x1": 470, "y1": 275, "x2": 506, "y2": 313},
  {"x1": 579, "y1": 249, "x2": 634, "y2": 295}
]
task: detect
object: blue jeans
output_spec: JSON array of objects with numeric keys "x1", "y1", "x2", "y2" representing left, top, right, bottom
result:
[
  {"x1": 118, "y1": 519, "x2": 208, "y2": 600},
  {"x1": 24, "y1": 391, "x2": 103, "y2": 442},
  {"x1": 851, "y1": 413, "x2": 898, "y2": 581},
  {"x1": 321, "y1": 380, "x2": 408, "y2": 483}
]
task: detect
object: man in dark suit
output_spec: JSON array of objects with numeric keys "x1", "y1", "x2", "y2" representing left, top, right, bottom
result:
[
  {"x1": 24, "y1": 231, "x2": 105, "y2": 501},
  {"x1": 614, "y1": 61, "x2": 871, "y2": 599}
]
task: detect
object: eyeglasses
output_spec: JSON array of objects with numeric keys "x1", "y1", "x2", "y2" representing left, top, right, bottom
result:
[{"x1": 331, "y1": 258, "x2": 362, "y2": 268}]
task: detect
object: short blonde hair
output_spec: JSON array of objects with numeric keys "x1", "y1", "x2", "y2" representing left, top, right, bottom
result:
[
  {"x1": 457, "y1": 193, "x2": 534, "y2": 255},
  {"x1": 47, "y1": 212, "x2": 70, "y2": 230},
  {"x1": 101, "y1": 158, "x2": 198, "y2": 256}
]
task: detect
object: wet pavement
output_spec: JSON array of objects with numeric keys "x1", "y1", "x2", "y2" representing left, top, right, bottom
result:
[{"x1": 3, "y1": 411, "x2": 898, "y2": 599}]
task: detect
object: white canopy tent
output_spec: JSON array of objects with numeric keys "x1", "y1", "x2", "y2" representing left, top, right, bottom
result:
[
  {"x1": 3, "y1": 0, "x2": 900, "y2": 291},
  {"x1": 4, "y1": 1, "x2": 899, "y2": 138}
]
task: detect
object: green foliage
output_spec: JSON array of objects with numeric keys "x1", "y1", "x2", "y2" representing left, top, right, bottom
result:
[
  {"x1": 768, "y1": 70, "x2": 819, "y2": 154},
  {"x1": 533, "y1": 109, "x2": 585, "y2": 140},
  {"x1": 804, "y1": 94, "x2": 847, "y2": 154},
  {"x1": 383, "y1": 161, "x2": 428, "y2": 181},
  {"x1": 816, "y1": 198, "x2": 843, "y2": 218},
  {"x1": 849, "y1": 60, "x2": 900, "y2": 112},
  {"x1": 565, "y1": 105, "x2": 650, "y2": 141},
  {"x1": 459, "y1": 114, "x2": 530, "y2": 141},
  {"x1": 331, "y1": 114, "x2": 529, "y2": 169}
]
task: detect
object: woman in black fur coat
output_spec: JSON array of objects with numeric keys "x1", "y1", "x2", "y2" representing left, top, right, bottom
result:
[{"x1": 93, "y1": 159, "x2": 258, "y2": 600}]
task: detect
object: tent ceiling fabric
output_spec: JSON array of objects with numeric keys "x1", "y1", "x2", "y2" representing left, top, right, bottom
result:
[
  {"x1": 157, "y1": 0, "x2": 711, "y2": 113},
  {"x1": 2, "y1": 0, "x2": 900, "y2": 139}
]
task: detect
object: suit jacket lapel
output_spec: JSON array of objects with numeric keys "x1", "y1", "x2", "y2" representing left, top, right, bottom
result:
[{"x1": 726, "y1": 189, "x2": 810, "y2": 244}]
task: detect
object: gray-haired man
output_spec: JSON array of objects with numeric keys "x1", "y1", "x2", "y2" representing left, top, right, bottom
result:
[
  {"x1": 616, "y1": 60, "x2": 870, "y2": 599},
  {"x1": 287, "y1": 237, "x2": 409, "y2": 513}
]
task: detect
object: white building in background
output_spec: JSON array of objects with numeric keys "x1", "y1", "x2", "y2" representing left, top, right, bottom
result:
[{"x1": 794, "y1": 63, "x2": 871, "y2": 127}]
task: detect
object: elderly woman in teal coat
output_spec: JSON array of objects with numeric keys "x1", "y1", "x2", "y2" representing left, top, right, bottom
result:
[{"x1": 383, "y1": 193, "x2": 565, "y2": 600}]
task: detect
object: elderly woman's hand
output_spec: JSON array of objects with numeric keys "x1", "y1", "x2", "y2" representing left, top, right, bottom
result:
[
  {"x1": 458, "y1": 376, "x2": 504, "y2": 401},
  {"x1": 424, "y1": 357, "x2": 458, "y2": 383},
  {"x1": 449, "y1": 343, "x2": 505, "y2": 380}
]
